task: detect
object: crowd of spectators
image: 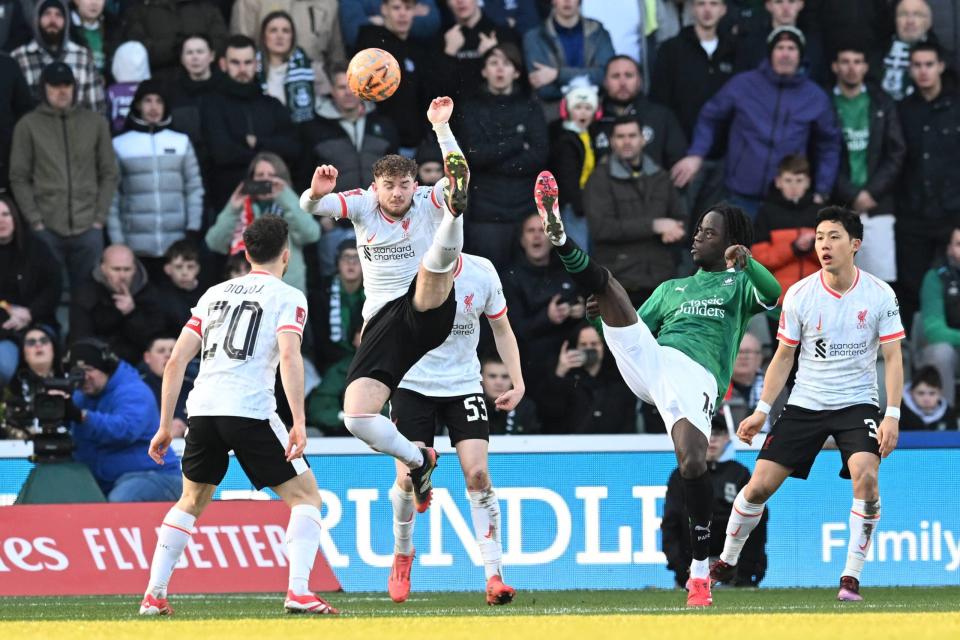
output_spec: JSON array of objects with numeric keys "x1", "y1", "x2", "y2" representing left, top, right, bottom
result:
[{"x1": 2, "y1": 0, "x2": 960, "y2": 442}]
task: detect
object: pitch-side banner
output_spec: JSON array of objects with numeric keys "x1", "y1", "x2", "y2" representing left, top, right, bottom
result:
[
  {"x1": 1, "y1": 444, "x2": 959, "y2": 593},
  {"x1": 0, "y1": 501, "x2": 341, "y2": 596}
]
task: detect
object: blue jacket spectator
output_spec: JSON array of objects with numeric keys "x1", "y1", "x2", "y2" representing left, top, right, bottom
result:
[
  {"x1": 66, "y1": 340, "x2": 181, "y2": 502},
  {"x1": 522, "y1": 1, "x2": 614, "y2": 101},
  {"x1": 339, "y1": 0, "x2": 440, "y2": 50},
  {"x1": 676, "y1": 27, "x2": 840, "y2": 218}
]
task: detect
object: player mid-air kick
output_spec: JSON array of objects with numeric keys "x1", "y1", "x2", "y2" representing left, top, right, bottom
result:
[
  {"x1": 141, "y1": 217, "x2": 339, "y2": 615},
  {"x1": 386, "y1": 253, "x2": 523, "y2": 606},
  {"x1": 712, "y1": 207, "x2": 903, "y2": 602},
  {"x1": 532, "y1": 171, "x2": 781, "y2": 607},
  {"x1": 300, "y1": 97, "x2": 469, "y2": 512}
]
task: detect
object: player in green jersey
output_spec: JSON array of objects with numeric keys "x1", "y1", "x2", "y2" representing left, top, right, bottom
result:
[{"x1": 533, "y1": 171, "x2": 781, "y2": 607}]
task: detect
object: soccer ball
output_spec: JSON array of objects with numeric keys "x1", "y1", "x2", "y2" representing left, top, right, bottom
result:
[{"x1": 347, "y1": 48, "x2": 401, "y2": 102}]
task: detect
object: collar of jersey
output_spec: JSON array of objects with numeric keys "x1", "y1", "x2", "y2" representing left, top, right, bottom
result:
[
  {"x1": 819, "y1": 267, "x2": 860, "y2": 299},
  {"x1": 248, "y1": 270, "x2": 272, "y2": 276}
]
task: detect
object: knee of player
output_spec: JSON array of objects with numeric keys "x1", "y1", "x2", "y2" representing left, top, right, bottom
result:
[
  {"x1": 851, "y1": 466, "x2": 879, "y2": 495},
  {"x1": 678, "y1": 456, "x2": 707, "y2": 479},
  {"x1": 743, "y1": 480, "x2": 772, "y2": 504},
  {"x1": 464, "y1": 466, "x2": 490, "y2": 491}
]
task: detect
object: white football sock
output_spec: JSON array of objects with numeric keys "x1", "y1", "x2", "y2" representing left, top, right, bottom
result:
[
  {"x1": 422, "y1": 206, "x2": 463, "y2": 274},
  {"x1": 146, "y1": 507, "x2": 195, "y2": 599},
  {"x1": 390, "y1": 482, "x2": 416, "y2": 555},
  {"x1": 469, "y1": 487, "x2": 503, "y2": 580},
  {"x1": 286, "y1": 504, "x2": 322, "y2": 596},
  {"x1": 690, "y1": 558, "x2": 710, "y2": 580},
  {"x1": 720, "y1": 489, "x2": 765, "y2": 565},
  {"x1": 843, "y1": 498, "x2": 880, "y2": 580},
  {"x1": 344, "y1": 413, "x2": 423, "y2": 468}
]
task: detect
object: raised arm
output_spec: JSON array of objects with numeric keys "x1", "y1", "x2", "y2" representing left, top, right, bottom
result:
[
  {"x1": 489, "y1": 314, "x2": 525, "y2": 411},
  {"x1": 299, "y1": 165, "x2": 363, "y2": 220}
]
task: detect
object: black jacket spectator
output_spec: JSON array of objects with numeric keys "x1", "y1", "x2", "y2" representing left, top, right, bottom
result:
[
  {"x1": 355, "y1": 25, "x2": 429, "y2": 149},
  {"x1": 0, "y1": 52, "x2": 32, "y2": 192},
  {"x1": 591, "y1": 94, "x2": 687, "y2": 172},
  {"x1": 833, "y1": 83, "x2": 906, "y2": 214},
  {"x1": 0, "y1": 0, "x2": 29, "y2": 53},
  {"x1": 433, "y1": 9, "x2": 519, "y2": 100},
  {"x1": 202, "y1": 74, "x2": 299, "y2": 213},
  {"x1": 69, "y1": 248, "x2": 166, "y2": 364},
  {"x1": 650, "y1": 25, "x2": 737, "y2": 145},
  {"x1": 156, "y1": 280, "x2": 202, "y2": 336},
  {"x1": 548, "y1": 119, "x2": 589, "y2": 217},
  {"x1": 662, "y1": 451, "x2": 768, "y2": 587}
]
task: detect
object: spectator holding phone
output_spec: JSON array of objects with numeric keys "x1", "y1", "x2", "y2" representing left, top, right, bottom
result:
[
  {"x1": 204, "y1": 151, "x2": 319, "y2": 294},
  {"x1": 538, "y1": 323, "x2": 636, "y2": 434}
]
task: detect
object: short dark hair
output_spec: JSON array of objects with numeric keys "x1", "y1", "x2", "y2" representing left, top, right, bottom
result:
[
  {"x1": 834, "y1": 41, "x2": 868, "y2": 59},
  {"x1": 382, "y1": 0, "x2": 416, "y2": 5},
  {"x1": 329, "y1": 61, "x2": 348, "y2": 78},
  {"x1": 243, "y1": 216, "x2": 289, "y2": 264},
  {"x1": 164, "y1": 239, "x2": 200, "y2": 264},
  {"x1": 145, "y1": 334, "x2": 178, "y2": 351},
  {"x1": 694, "y1": 202, "x2": 754, "y2": 246},
  {"x1": 777, "y1": 154, "x2": 810, "y2": 176},
  {"x1": 912, "y1": 365, "x2": 943, "y2": 390},
  {"x1": 816, "y1": 206, "x2": 864, "y2": 240},
  {"x1": 373, "y1": 154, "x2": 418, "y2": 180},
  {"x1": 222, "y1": 34, "x2": 257, "y2": 58},
  {"x1": 605, "y1": 54, "x2": 642, "y2": 78},
  {"x1": 611, "y1": 114, "x2": 643, "y2": 133},
  {"x1": 179, "y1": 33, "x2": 213, "y2": 56},
  {"x1": 910, "y1": 41, "x2": 944, "y2": 62},
  {"x1": 481, "y1": 352, "x2": 504, "y2": 368}
]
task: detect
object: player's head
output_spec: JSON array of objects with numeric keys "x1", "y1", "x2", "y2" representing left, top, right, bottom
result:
[
  {"x1": 815, "y1": 206, "x2": 863, "y2": 273},
  {"x1": 691, "y1": 203, "x2": 753, "y2": 269},
  {"x1": 481, "y1": 353, "x2": 512, "y2": 399},
  {"x1": 163, "y1": 239, "x2": 201, "y2": 291},
  {"x1": 143, "y1": 334, "x2": 177, "y2": 377},
  {"x1": 910, "y1": 365, "x2": 944, "y2": 414},
  {"x1": 946, "y1": 227, "x2": 960, "y2": 267},
  {"x1": 774, "y1": 154, "x2": 811, "y2": 203},
  {"x1": 707, "y1": 414, "x2": 731, "y2": 462},
  {"x1": 243, "y1": 215, "x2": 290, "y2": 272},
  {"x1": 372, "y1": 154, "x2": 418, "y2": 218}
]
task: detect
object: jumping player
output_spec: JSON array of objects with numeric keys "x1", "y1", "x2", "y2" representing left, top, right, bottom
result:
[
  {"x1": 385, "y1": 253, "x2": 522, "y2": 606},
  {"x1": 299, "y1": 97, "x2": 469, "y2": 511},
  {"x1": 141, "y1": 217, "x2": 338, "y2": 615},
  {"x1": 712, "y1": 207, "x2": 903, "y2": 602},
  {"x1": 533, "y1": 171, "x2": 781, "y2": 607}
]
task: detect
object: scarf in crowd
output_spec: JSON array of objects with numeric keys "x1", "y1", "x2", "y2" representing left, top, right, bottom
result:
[
  {"x1": 230, "y1": 198, "x2": 283, "y2": 255},
  {"x1": 328, "y1": 277, "x2": 363, "y2": 349},
  {"x1": 257, "y1": 47, "x2": 316, "y2": 123}
]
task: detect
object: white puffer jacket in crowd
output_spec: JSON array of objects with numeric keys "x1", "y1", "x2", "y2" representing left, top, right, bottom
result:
[{"x1": 109, "y1": 118, "x2": 204, "y2": 257}]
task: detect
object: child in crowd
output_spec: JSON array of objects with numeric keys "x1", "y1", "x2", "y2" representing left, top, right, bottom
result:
[
  {"x1": 549, "y1": 77, "x2": 600, "y2": 250},
  {"x1": 107, "y1": 40, "x2": 151, "y2": 134},
  {"x1": 157, "y1": 240, "x2": 202, "y2": 335},
  {"x1": 901, "y1": 366, "x2": 958, "y2": 431}
]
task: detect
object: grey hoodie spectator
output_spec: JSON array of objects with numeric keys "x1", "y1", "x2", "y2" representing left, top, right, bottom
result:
[
  {"x1": 11, "y1": 0, "x2": 105, "y2": 114},
  {"x1": 109, "y1": 80, "x2": 203, "y2": 269},
  {"x1": 9, "y1": 62, "x2": 116, "y2": 293}
]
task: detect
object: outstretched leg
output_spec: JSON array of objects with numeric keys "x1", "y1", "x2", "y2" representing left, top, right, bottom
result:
[
  {"x1": 671, "y1": 420, "x2": 713, "y2": 607},
  {"x1": 534, "y1": 171, "x2": 637, "y2": 327}
]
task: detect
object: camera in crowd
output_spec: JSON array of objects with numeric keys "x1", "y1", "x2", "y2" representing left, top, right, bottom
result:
[{"x1": 3, "y1": 368, "x2": 85, "y2": 462}]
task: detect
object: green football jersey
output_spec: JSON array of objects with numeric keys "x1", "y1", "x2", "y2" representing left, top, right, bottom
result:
[{"x1": 638, "y1": 267, "x2": 774, "y2": 400}]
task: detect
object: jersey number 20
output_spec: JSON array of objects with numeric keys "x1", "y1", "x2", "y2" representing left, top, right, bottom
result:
[{"x1": 202, "y1": 300, "x2": 264, "y2": 361}]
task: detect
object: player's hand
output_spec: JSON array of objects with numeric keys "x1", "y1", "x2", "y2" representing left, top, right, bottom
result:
[
  {"x1": 670, "y1": 155, "x2": 702, "y2": 188},
  {"x1": 736, "y1": 410, "x2": 766, "y2": 445},
  {"x1": 443, "y1": 24, "x2": 465, "y2": 55},
  {"x1": 310, "y1": 165, "x2": 338, "y2": 199},
  {"x1": 286, "y1": 423, "x2": 307, "y2": 461},
  {"x1": 495, "y1": 387, "x2": 524, "y2": 411},
  {"x1": 528, "y1": 62, "x2": 558, "y2": 89},
  {"x1": 585, "y1": 295, "x2": 601, "y2": 321},
  {"x1": 725, "y1": 244, "x2": 751, "y2": 270},
  {"x1": 149, "y1": 426, "x2": 173, "y2": 464},
  {"x1": 546, "y1": 294, "x2": 570, "y2": 324},
  {"x1": 877, "y1": 416, "x2": 899, "y2": 458},
  {"x1": 427, "y1": 96, "x2": 454, "y2": 124}
]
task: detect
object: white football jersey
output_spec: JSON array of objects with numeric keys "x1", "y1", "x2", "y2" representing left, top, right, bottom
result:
[
  {"x1": 185, "y1": 270, "x2": 308, "y2": 419},
  {"x1": 300, "y1": 183, "x2": 446, "y2": 321},
  {"x1": 399, "y1": 254, "x2": 508, "y2": 397},
  {"x1": 776, "y1": 268, "x2": 904, "y2": 411}
]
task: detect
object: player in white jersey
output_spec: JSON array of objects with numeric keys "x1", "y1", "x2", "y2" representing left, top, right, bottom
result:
[
  {"x1": 711, "y1": 207, "x2": 904, "y2": 602},
  {"x1": 383, "y1": 254, "x2": 523, "y2": 606},
  {"x1": 299, "y1": 97, "x2": 469, "y2": 512},
  {"x1": 139, "y1": 217, "x2": 338, "y2": 616}
]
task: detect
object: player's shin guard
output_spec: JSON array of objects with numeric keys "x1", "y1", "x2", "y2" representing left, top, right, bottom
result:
[
  {"x1": 469, "y1": 487, "x2": 503, "y2": 580},
  {"x1": 720, "y1": 489, "x2": 766, "y2": 566},
  {"x1": 146, "y1": 507, "x2": 195, "y2": 598},
  {"x1": 843, "y1": 498, "x2": 880, "y2": 580},
  {"x1": 422, "y1": 206, "x2": 463, "y2": 274},
  {"x1": 286, "y1": 504, "x2": 323, "y2": 596},
  {"x1": 390, "y1": 482, "x2": 416, "y2": 555},
  {"x1": 683, "y1": 472, "x2": 714, "y2": 579},
  {"x1": 344, "y1": 413, "x2": 424, "y2": 468},
  {"x1": 555, "y1": 236, "x2": 610, "y2": 296}
]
